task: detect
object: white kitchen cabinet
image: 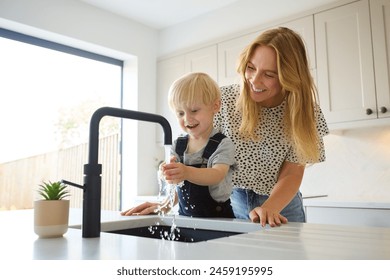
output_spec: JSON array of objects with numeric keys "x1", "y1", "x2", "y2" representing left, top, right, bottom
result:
[
  {"x1": 156, "y1": 55, "x2": 185, "y2": 143},
  {"x1": 217, "y1": 32, "x2": 259, "y2": 86},
  {"x1": 156, "y1": 45, "x2": 218, "y2": 143},
  {"x1": 304, "y1": 200, "x2": 390, "y2": 228},
  {"x1": 315, "y1": 0, "x2": 390, "y2": 126},
  {"x1": 370, "y1": 0, "x2": 390, "y2": 119},
  {"x1": 217, "y1": 15, "x2": 316, "y2": 86},
  {"x1": 157, "y1": 0, "x2": 390, "y2": 134},
  {"x1": 184, "y1": 45, "x2": 218, "y2": 81}
]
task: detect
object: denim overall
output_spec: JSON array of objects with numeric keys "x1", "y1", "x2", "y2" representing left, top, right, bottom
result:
[{"x1": 175, "y1": 133, "x2": 235, "y2": 218}]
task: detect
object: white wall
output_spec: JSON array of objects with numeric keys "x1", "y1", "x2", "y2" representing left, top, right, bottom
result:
[{"x1": 0, "y1": 0, "x2": 160, "y2": 206}]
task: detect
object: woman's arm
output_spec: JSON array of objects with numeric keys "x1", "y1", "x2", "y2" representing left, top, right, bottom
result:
[
  {"x1": 121, "y1": 192, "x2": 179, "y2": 216},
  {"x1": 249, "y1": 161, "x2": 305, "y2": 226}
]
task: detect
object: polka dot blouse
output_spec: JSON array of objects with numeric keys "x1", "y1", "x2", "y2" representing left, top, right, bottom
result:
[{"x1": 214, "y1": 84, "x2": 329, "y2": 196}]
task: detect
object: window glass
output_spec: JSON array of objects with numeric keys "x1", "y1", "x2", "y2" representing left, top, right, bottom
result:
[
  {"x1": 0, "y1": 37, "x2": 122, "y2": 160},
  {"x1": 0, "y1": 34, "x2": 122, "y2": 210}
]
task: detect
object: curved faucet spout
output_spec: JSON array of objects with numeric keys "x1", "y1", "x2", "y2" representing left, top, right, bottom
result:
[
  {"x1": 82, "y1": 107, "x2": 172, "y2": 238},
  {"x1": 88, "y1": 107, "x2": 172, "y2": 164}
]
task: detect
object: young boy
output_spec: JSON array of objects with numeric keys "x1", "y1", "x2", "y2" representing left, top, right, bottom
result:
[{"x1": 122, "y1": 72, "x2": 235, "y2": 218}]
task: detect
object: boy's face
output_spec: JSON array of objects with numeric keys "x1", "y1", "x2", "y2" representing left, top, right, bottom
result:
[{"x1": 174, "y1": 99, "x2": 220, "y2": 139}]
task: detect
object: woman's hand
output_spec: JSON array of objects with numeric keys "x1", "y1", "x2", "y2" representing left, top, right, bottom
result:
[
  {"x1": 249, "y1": 206, "x2": 288, "y2": 227},
  {"x1": 120, "y1": 201, "x2": 161, "y2": 216},
  {"x1": 249, "y1": 161, "x2": 303, "y2": 226}
]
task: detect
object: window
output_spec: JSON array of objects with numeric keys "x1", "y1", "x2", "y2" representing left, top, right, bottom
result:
[{"x1": 0, "y1": 28, "x2": 123, "y2": 210}]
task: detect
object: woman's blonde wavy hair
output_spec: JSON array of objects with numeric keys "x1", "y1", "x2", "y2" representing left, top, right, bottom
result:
[{"x1": 236, "y1": 27, "x2": 320, "y2": 163}]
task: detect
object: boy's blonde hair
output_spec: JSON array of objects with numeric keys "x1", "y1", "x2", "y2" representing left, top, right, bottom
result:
[
  {"x1": 236, "y1": 27, "x2": 320, "y2": 163},
  {"x1": 168, "y1": 72, "x2": 221, "y2": 111}
]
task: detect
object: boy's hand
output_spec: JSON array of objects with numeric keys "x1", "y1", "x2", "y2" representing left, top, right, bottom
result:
[{"x1": 162, "y1": 160, "x2": 186, "y2": 185}]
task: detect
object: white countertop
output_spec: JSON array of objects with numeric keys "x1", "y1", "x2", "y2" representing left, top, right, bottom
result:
[{"x1": 1, "y1": 208, "x2": 389, "y2": 260}]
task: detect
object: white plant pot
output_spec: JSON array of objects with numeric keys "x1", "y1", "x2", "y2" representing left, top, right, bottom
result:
[{"x1": 34, "y1": 200, "x2": 70, "y2": 238}]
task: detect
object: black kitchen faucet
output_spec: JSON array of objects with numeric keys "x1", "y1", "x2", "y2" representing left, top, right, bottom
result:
[{"x1": 63, "y1": 107, "x2": 172, "y2": 238}]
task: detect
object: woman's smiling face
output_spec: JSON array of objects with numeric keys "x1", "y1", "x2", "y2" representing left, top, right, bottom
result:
[{"x1": 244, "y1": 45, "x2": 284, "y2": 108}]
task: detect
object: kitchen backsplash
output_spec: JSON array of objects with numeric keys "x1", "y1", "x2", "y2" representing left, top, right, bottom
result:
[{"x1": 300, "y1": 126, "x2": 390, "y2": 202}]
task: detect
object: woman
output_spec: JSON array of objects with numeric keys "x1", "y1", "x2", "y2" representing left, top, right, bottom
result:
[{"x1": 214, "y1": 27, "x2": 329, "y2": 227}]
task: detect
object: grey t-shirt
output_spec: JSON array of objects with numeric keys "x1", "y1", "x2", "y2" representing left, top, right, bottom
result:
[{"x1": 170, "y1": 128, "x2": 236, "y2": 202}]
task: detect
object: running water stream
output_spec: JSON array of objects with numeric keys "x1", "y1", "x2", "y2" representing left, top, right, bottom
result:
[{"x1": 153, "y1": 145, "x2": 186, "y2": 241}]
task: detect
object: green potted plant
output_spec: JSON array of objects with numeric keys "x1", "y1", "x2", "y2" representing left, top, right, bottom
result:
[{"x1": 34, "y1": 181, "x2": 70, "y2": 238}]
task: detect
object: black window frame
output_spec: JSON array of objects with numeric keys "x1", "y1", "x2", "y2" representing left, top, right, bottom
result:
[{"x1": 0, "y1": 28, "x2": 124, "y2": 67}]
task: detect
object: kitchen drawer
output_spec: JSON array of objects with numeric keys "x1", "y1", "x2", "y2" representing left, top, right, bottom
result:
[{"x1": 304, "y1": 203, "x2": 390, "y2": 228}]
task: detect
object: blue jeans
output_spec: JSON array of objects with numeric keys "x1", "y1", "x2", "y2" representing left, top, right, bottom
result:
[{"x1": 231, "y1": 188, "x2": 306, "y2": 222}]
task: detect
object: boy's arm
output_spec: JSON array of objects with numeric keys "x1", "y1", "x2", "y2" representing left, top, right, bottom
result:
[
  {"x1": 163, "y1": 136, "x2": 234, "y2": 186},
  {"x1": 163, "y1": 163, "x2": 230, "y2": 186}
]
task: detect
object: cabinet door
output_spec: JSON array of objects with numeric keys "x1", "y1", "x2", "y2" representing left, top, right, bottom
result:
[
  {"x1": 370, "y1": 0, "x2": 390, "y2": 119},
  {"x1": 315, "y1": 0, "x2": 377, "y2": 124},
  {"x1": 217, "y1": 16, "x2": 316, "y2": 87},
  {"x1": 156, "y1": 55, "x2": 185, "y2": 143},
  {"x1": 217, "y1": 32, "x2": 259, "y2": 86},
  {"x1": 184, "y1": 45, "x2": 218, "y2": 81},
  {"x1": 305, "y1": 206, "x2": 390, "y2": 227}
]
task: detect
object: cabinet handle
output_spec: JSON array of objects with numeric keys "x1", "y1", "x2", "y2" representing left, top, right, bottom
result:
[
  {"x1": 380, "y1": 107, "x2": 388, "y2": 114},
  {"x1": 366, "y1": 108, "x2": 373, "y2": 115}
]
